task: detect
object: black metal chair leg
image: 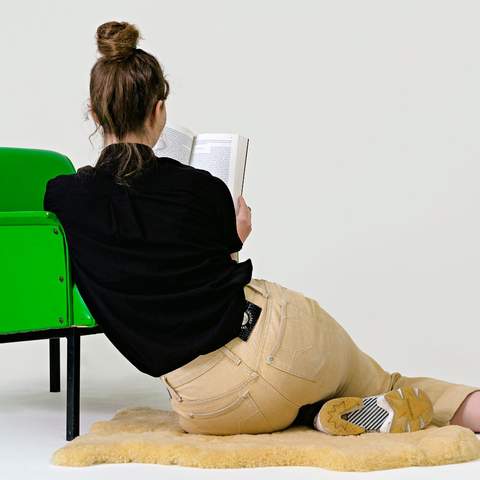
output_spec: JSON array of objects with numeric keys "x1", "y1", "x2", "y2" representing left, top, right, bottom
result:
[
  {"x1": 49, "y1": 338, "x2": 60, "y2": 392},
  {"x1": 66, "y1": 329, "x2": 80, "y2": 441}
]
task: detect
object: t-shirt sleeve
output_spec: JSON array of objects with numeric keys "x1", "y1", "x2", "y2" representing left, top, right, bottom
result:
[
  {"x1": 212, "y1": 176, "x2": 243, "y2": 254},
  {"x1": 43, "y1": 176, "x2": 66, "y2": 217}
]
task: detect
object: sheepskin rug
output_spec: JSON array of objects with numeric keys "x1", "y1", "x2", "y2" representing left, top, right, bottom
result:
[{"x1": 51, "y1": 407, "x2": 480, "y2": 471}]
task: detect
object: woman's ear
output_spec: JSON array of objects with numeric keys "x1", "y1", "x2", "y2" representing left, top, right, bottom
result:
[{"x1": 148, "y1": 99, "x2": 164, "y2": 127}]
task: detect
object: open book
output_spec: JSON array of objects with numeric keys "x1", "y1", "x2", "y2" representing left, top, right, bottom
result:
[{"x1": 153, "y1": 122, "x2": 250, "y2": 260}]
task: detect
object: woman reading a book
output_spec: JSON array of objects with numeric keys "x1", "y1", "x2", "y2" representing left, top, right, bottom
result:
[{"x1": 44, "y1": 21, "x2": 480, "y2": 436}]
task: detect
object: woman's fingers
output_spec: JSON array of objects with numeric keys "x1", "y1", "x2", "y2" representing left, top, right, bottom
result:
[
  {"x1": 237, "y1": 195, "x2": 251, "y2": 220},
  {"x1": 236, "y1": 195, "x2": 252, "y2": 242}
]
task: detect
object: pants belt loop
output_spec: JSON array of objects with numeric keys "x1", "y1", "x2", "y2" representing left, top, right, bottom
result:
[
  {"x1": 162, "y1": 375, "x2": 183, "y2": 402},
  {"x1": 249, "y1": 282, "x2": 269, "y2": 298},
  {"x1": 220, "y1": 346, "x2": 242, "y2": 365}
]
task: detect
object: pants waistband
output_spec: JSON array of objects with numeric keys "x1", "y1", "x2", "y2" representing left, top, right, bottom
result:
[{"x1": 161, "y1": 279, "x2": 271, "y2": 402}]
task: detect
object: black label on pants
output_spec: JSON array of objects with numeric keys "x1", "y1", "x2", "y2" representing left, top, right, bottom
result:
[{"x1": 238, "y1": 300, "x2": 262, "y2": 341}]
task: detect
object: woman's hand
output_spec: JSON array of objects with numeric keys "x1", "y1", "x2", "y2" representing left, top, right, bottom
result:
[{"x1": 236, "y1": 195, "x2": 252, "y2": 244}]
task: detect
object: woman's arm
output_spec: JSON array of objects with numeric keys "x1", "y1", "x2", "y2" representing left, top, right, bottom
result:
[
  {"x1": 229, "y1": 195, "x2": 251, "y2": 262},
  {"x1": 214, "y1": 177, "x2": 251, "y2": 256}
]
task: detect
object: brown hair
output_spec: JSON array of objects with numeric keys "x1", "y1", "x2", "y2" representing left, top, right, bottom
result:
[{"x1": 87, "y1": 21, "x2": 170, "y2": 187}]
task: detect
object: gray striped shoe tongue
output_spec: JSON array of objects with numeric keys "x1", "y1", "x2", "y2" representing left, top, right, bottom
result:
[{"x1": 344, "y1": 396, "x2": 389, "y2": 431}]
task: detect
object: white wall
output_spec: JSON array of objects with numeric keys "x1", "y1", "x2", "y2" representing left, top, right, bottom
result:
[{"x1": 1, "y1": 0, "x2": 479, "y2": 390}]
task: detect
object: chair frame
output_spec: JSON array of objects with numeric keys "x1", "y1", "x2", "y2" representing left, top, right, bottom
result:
[
  {"x1": 0, "y1": 146, "x2": 103, "y2": 441},
  {"x1": 0, "y1": 325, "x2": 103, "y2": 440}
]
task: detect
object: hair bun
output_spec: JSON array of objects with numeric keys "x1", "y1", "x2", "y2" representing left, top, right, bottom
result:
[{"x1": 96, "y1": 21, "x2": 140, "y2": 60}]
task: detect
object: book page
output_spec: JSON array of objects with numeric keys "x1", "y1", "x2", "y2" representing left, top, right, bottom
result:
[
  {"x1": 190, "y1": 134, "x2": 235, "y2": 186},
  {"x1": 153, "y1": 122, "x2": 195, "y2": 165},
  {"x1": 191, "y1": 132, "x2": 250, "y2": 263},
  {"x1": 190, "y1": 133, "x2": 249, "y2": 215}
]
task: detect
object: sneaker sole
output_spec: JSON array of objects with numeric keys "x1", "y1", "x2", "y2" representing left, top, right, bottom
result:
[{"x1": 316, "y1": 386, "x2": 434, "y2": 435}]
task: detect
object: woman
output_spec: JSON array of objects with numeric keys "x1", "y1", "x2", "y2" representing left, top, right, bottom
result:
[{"x1": 44, "y1": 21, "x2": 480, "y2": 436}]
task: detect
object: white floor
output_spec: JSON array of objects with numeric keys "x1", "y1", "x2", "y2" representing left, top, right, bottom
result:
[{"x1": 1, "y1": 337, "x2": 479, "y2": 480}]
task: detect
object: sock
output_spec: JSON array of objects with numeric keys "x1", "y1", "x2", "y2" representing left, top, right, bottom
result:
[{"x1": 312, "y1": 411, "x2": 329, "y2": 433}]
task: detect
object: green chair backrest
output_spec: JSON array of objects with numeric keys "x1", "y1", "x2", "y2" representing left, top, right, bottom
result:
[
  {"x1": 0, "y1": 147, "x2": 76, "y2": 211},
  {"x1": 0, "y1": 146, "x2": 96, "y2": 330}
]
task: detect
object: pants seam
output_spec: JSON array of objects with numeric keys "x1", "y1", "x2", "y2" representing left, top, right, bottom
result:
[
  {"x1": 251, "y1": 280, "x2": 272, "y2": 373},
  {"x1": 246, "y1": 385, "x2": 276, "y2": 431},
  {"x1": 256, "y1": 370, "x2": 303, "y2": 408}
]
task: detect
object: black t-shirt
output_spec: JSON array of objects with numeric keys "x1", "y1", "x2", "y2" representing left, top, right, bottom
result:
[{"x1": 43, "y1": 143, "x2": 253, "y2": 377}]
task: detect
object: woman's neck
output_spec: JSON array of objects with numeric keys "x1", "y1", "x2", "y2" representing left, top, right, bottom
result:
[{"x1": 103, "y1": 132, "x2": 155, "y2": 148}]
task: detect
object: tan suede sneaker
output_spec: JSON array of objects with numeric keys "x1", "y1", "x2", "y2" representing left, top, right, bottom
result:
[{"x1": 313, "y1": 386, "x2": 434, "y2": 435}]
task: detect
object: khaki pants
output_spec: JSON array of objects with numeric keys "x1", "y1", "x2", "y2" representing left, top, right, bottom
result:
[{"x1": 160, "y1": 278, "x2": 480, "y2": 435}]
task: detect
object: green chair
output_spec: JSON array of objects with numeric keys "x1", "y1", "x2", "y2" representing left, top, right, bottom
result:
[{"x1": 0, "y1": 146, "x2": 103, "y2": 441}]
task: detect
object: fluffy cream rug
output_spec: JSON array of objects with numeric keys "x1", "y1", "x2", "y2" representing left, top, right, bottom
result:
[{"x1": 51, "y1": 407, "x2": 480, "y2": 471}]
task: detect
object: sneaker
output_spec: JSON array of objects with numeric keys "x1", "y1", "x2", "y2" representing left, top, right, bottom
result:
[{"x1": 313, "y1": 386, "x2": 433, "y2": 435}]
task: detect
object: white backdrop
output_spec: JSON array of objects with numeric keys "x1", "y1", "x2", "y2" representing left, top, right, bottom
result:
[{"x1": 1, "y1": 0, "x2": 479, "y2": 394}]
